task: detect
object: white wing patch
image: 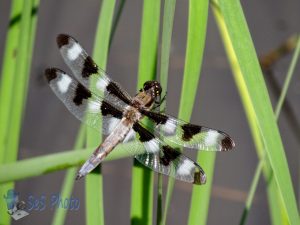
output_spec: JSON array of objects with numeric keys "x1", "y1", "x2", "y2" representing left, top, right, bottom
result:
[
  {"x1": 96, "y1": 77, "x2": 109, "y2": 92},
  {"x1": 161, "y1": 119, "x2": 177, "y2": 135},
  {"x1": 204, "y1": 130, "x2": 220, "y2": 146},
  {"x1": 88, "y1": 100, "x2": 101, "y2": 113},
  {"x1": 106, "y1": 117, "x2": 121, "y2": 134},
  {"x1": 177, "y1": 159, "x2": 195, "y2": 176},
  {"x1": 67, "y1": 43, "x2": 82, "y2": 61},
  {"x1": 144, "y1": 140, "x2": 160, "y2": 153},
  {"x1": 57, "y1": 74, "x2": 72, "y2": 93}
]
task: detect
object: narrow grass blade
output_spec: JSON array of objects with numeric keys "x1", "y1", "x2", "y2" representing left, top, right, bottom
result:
[
  {"x1": 156, "y1": 1, "x2": 176, "y2": 224},
  {"x1": 5, "y1": 1, "x2": 34, "y2": 161},
  {"x1": 0, "y1": 0, "x2": 24, "y2": 162},
  {"x1": 156, "y1": 174, "x2": 163, "y2": 225},
  {"x1": 0, "y1": 0, "x2": 38, "y2": 224},
  {"x1": 53, "y1": 1, "x2": 124, "y2": 224},
  {"x1": 178, "y1": 0, "x2": 208, "y2": 121},
  {"x1": 214, "y1": 1, "x2": 299, "y2": 224},
  {"x1": 239, "y1": 156, "x2": 265, "y2": 225},
  {"x1": 131, "y1": 1, "x2": 160, "y2": 225},
  {"x1": 51, "y1": 126, "x2": 85, "y2": 225},
  {"x1": 162, "y1": 0, "x2": 209, "y2": 224},
  {"x1": 159, "y1": 0, "x2": 176, "y2": 94},
  {"x1": 0, "y1": 142, "x2": 146, "y2": 184},
  {"x1": 185, "y1": 1, "x2": 215, "y2": 224},
  {"x1": 25, "y1": 0, "x2": 40, "y2": 78},
  {"x1": 188, "y1": 153, "x2": 216, "y2": 225},
  {"x1": 85, "y1": 1, "x2": 116, "y2": 225},
  {"x1": 274, "y1": 35, "x2": 300, "y2": 118},
  {"x1": 109, "y1": 0, "x2": 126, "y2": 49},
  {"x1": 0, "y1": 0, "x2": 24, "y2": 222}
]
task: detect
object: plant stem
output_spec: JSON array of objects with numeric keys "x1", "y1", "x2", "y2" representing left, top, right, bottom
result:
[
  {"x1": 0, "y1": 141, "x2": 144, "y2": 184},
  {"x1": 274, "y1": 35, "x2": 300, "y2": 119}
]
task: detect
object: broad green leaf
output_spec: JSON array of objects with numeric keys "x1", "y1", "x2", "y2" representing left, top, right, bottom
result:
[
  {"x1": 211, "y1": 3, "x2": 283, "y2": 224},
  {"x1": 238, "y1": 35, "x2": 300, "y2": 225},
  {"x1": 215, "y1": 1, "x2": 299, "y2": 224}
]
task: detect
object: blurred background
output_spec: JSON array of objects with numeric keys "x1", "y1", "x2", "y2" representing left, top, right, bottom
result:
[{"x1": 0, "y1": 0, "x2": 299, "y2": 224}]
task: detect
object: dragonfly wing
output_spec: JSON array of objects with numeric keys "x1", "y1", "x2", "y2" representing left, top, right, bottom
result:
[
  {"x1": 45, "y1": 68, "x2": 123, "y2": 135},
  {"x1": 124, "y1": 122, "x2": 206, "y2": 184},
  {"x1": 140, "y1": 110, "x2": 235, "y2": 151},
  {"x1": 56, "y1": 34, "x2": 133, "y2": 110}
]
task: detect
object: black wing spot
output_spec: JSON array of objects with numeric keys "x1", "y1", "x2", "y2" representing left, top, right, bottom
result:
[
  {"x1": 132, "y1": 123, "x2": 154, "y2": 142},
  {"x1": 56, "y1": 34, "x2": 71, "y2": 48},
  {"x1": 193, "y1": 171, "x2": 206, "y2": 185},
  {"x1": 100, "y1": 101, "x2": 123, "y2": 118},
  {"x1": 106, "y1": 82, "x2": 132, "y2": 104},
  {"x1": 45, "y1": 68, "x2": 57, "y2": 83},
  {"x1": 73, "y1": 83, "x2": 92, "y2": 106},
  {"x1": 140, "y1": 110, "x2": 168, "y2": 125},
  {"x1": 221, "y1": 136, "x2": 235, "y2": 151},
  {"x1": 82, "y1": 56, "x2": 98, "y2": 78},
  {"x1": 160, "y1": 146, "x2": 181, "y2": 166},
  {"x1": 181, "y1": 124, "x2": 202, "y2": 141}
]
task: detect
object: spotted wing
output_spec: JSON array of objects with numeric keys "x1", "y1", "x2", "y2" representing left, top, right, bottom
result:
[
  {"x1": 139, "y1": 110, "x2": 235, "y2": 151},
  {"x1": 122, "y1": 122, "x2": 206, "y2": 185},
  {"x1": 45, "y1": 68, "x2": 124, "y2": 135},
  {"x1": 56, "y1": 34, "x2": 132, "y2": 109}
]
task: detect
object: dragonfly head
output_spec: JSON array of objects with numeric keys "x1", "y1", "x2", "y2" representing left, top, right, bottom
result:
[{"x1": 143, "y1": 81, "x2": 162, "y2": 99}]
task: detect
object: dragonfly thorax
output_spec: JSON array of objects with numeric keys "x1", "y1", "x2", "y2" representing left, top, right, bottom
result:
[{"x1": 123, "y1": 107, "x2": 142, "y2": 122}]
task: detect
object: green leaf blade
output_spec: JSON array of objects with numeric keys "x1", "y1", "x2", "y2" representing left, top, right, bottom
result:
[
  {"x1": 51, "y1": 126, "x2": 86, "y2": 225},
  {"x1": 131, "y1": 1, "x2": 160, "y2": 225},
  {"x1": 0, "y1": 0, "x2": 39, "y2": 223},
  {"x1": 85, "y1": 1, "x2": 116, "y2": 225},
  {"x1": 157, "y1": 0, "x2": 176, "y2": 224},
  {"x1": 163, "y1": 0, "x2": 210, "y2": 224},
  {"x1": 0, "y1": 0, "x2": 24, "y2": 161},
  {"x1": 218, "y1": 1, "x2": 299, "y2": 224}
]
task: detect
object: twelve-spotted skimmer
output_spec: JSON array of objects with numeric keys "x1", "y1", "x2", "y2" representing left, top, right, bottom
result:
[{"x1": 45, "y1": 34, "x2": 235, "y2": 185}]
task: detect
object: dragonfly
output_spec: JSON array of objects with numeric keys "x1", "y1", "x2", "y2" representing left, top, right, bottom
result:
[{"x1": 45, "y1": 34, "x2": 235, "y2": 185}]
